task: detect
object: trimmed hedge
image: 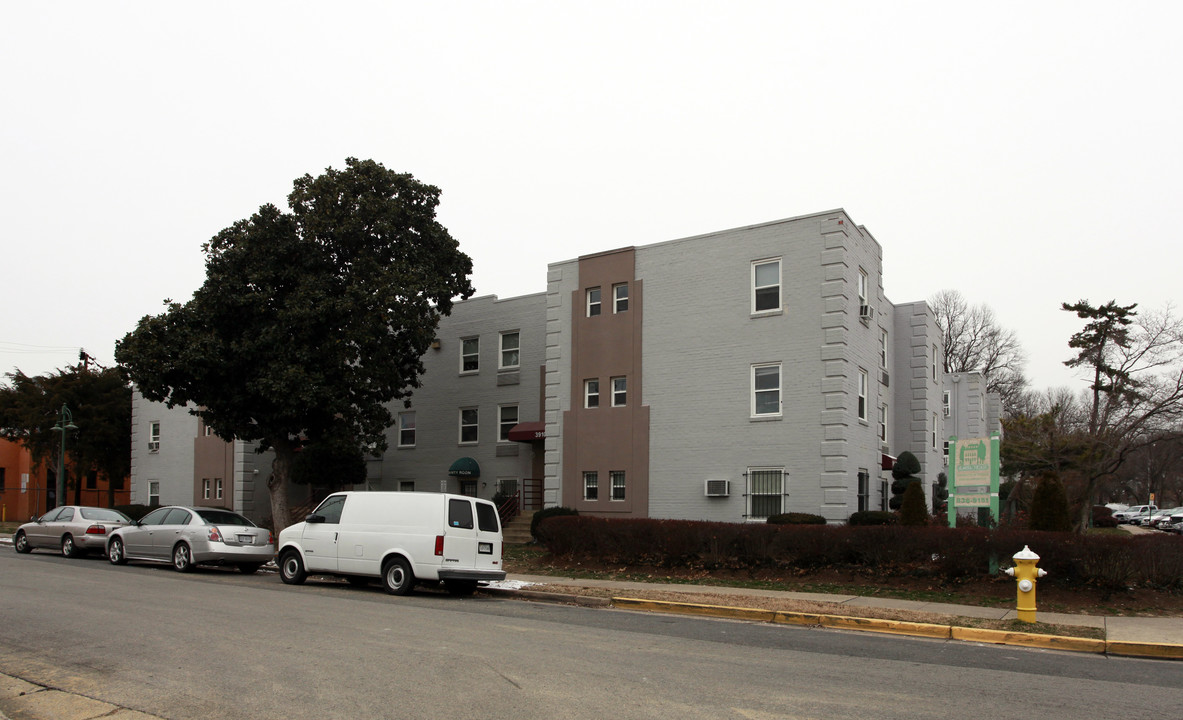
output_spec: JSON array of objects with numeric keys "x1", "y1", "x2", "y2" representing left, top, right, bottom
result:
[
  {"x1": 767, "y1": 513, "x2": 827, "y2": 525},
  {"x1": 534, "y1": 516, "x2": 1183, "y2": 593},
  {"x1": 531, "y1": 506, "x2": 579, "y2": 540},
  {"x1": 848, "y1": 510, "x2": 898, "y2": 526}
]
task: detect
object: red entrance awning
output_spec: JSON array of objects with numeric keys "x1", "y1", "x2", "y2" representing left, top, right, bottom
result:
[
  {"x1": 507, "y1": 421, "x2": 546, "y2": 442},
  {"x1": 881, "y1": 453, "x2": 896, "y2": 471}
]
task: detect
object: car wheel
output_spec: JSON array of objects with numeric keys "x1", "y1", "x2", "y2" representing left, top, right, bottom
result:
[
  {"x1": 381, "y1": 557, "x2": 414, "y2": 596},
  {"x1": 108, "y1": 538, "x2": 127, "y2": 565},
  {"x1": 237, "y1": 563, "x2": 262, "y2": 575},
  {"x1": 279, "y1": 550, "x2": 307, "y2": 585},
  {"x1": 172, "y1": 543, "x2": 194, "y2": 573},
  {"x1": 61, "y1": 534, "x2": 79, "y2": 558},
  {"x1": 14, "y1": 531, "x2": 31, "y2": 554},
  {"x1": 444, "y1": 579, "x2": 478, "y2": 596}
]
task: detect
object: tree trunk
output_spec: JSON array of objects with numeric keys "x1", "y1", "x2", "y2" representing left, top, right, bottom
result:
[{"x1": 268, "y1": 437, "x2": 295, "y2": 536}]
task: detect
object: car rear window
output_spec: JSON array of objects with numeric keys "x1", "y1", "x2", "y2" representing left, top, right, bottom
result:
[
  {"x1": 476, "y1": 502, "x2": 499, "y2": 533},
  {"x1": 196, "y1": 509, "x2": 254, "y2": 526},
  {"x1": 80, "y1": 508, "x2": 130, "y2": 522}
]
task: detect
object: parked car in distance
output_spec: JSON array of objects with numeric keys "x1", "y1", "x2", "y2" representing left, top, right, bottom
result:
[
  {"x1": 1112, "y1": 505, "x2": 1157, "y2": 524},
  {"x1": 277, "y1": 491, "x2": 505, "y2": 596},
  {"x1": 13, "y1": 506, "x2": 132, "y2": 557},
  {"x1": 107, "y1": 506, "x2": 274, "y2": 574},
  {"x1": 1162, "y1": 511, "x2": 1183, "y2": 534},
  {"x1": 1144, "y1": 507, "x2": 1183, "y2": 528}
]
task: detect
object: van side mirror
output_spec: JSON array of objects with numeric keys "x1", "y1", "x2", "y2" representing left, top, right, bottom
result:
[{"x1": 306, "y1": 514, "x2": 325, "y2": 524}]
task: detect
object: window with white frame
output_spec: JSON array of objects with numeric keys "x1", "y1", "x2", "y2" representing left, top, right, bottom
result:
[
  {"x1": 461, "y1": 337, "x2": 479, "y2": 373},
  {"x1": 203, "y1": 479, "x2": 211, "y2": 500},
  {"x1": 215, "y1": 478, "x2": 223, "y2": 500},
  {"x1": 858, "y1": 269, "x2": 868, "y2": 305},
  {"x1": 880, "y1": 329, "x2": 888, "y2": 368},
  {"x1": 398, "y1": 411, "x2": 416, "y2": 447},
  {"x1": 943, "y1": 390, "x2": 951, "y2": 417},
  {"x1": 610, "y1": 471, "x2": 626, "y2": 500},
  {"x1": 857, "y1": 470, "x2": 870, "y2": 513},
  {"x1": 586, "y1": 287, "x2": 601, "y2": 317},
  {"x1": 611, "y1": 377, "x2": 627, "y2": 407},
  {"x1": 932, "y1": 344, "x2": 938, "y2": 380},
  {"x1": 879, "y1": 403, "x2": 887, "y2": 442},
  {"x1": 459, "y1": 408, "x2": 478, "y2": 444},
  {"x1": 499, "y1": 405, "x2": 518, "y2": 442},
  {"x1": 752, "y1": 363, "x2": 781, "y2": 416},
  {"x1": 499, "y1": 331, "x2": 520, "y2": 369},
  {"x1": 932, "y1": 412, "x2": 938, "y2": 448},
  {"x1": 149, "y1": 480, "x2": 160, "y2": 506},
  {"x1": 585, "y1": 379, "x2": 600, "y2": 408},
  {"x1": 752, "y1": 259, "x2": 781, "y2": 313},
  {"x1": 613, "y1": 283, "x2": 629, "y2": 313},
  {"x1": 880, "y1": 480, "x2": 889, "y2": 511},
  {"x1": 858, "y1": 369, "x2": 868, "y2": 421},
  {"x1": 747, "y1": 467, "x2": 785, "y2": 519},
  {"x1": 583, "y1": 471, "x2": 598, "y2": 501},
  {"x1": 148, "y1": 421, "x2": 161, "y2": 452}
]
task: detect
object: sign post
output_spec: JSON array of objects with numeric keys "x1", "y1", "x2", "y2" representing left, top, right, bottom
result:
[{"x1": 947, "y1": 433, "x2": 1001, "y2": 527}]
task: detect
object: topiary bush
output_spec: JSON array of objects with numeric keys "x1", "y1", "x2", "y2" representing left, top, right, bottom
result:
[
  {"x1": 848, "y1": 510, "x2": 898, "y2": 526},
  {"x1": 899, "y1": 482, "x2": 929, "y2": 526},
  {"x1": 767, "y1": 513, "x2": 827, "y2": 525},
  {"x1": 531, "y1": 506, "x2": 579, "y2": 540}
]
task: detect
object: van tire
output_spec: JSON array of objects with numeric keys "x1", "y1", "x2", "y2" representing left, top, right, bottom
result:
[
  {"x1": 444, "y1": 579, "x2": 478, "y2": 596},
  {"x1": 279, "y1": 550, "x2": 307, "y2": 585},
  {"x1": 381, "y1": 557, "x2": 414, "y2": 596}
]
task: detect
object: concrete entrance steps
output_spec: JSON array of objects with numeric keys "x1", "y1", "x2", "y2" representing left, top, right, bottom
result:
[{"x1": 502, "y1": 514, "x2": 534, "y2": 544}]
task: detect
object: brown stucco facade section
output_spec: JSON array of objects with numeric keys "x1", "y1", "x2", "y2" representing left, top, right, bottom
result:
[
  {"x1": 193, "y1": 421, "x2": 234, "y2": 508},
  {"x1": 561, "y1": 248, "x2": 650, "y2": 516}
]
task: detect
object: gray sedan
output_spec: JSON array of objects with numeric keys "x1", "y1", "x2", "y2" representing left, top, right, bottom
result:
[
  {"x1": 13, "y1": 506, "x2": 132, "y2": 557},
  {"x1": 107, "y1": 506, "x2": 274, "y2": 574}
]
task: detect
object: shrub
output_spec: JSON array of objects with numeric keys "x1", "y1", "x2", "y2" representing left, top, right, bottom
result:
[
  {"x1": 899, "y1": 482, "x2": 928, "y2": 526},
  {"x1": 530, "y1": 506, "x2": 578, "y2": 540},
  {"x1": 1092, "y1": 505, "x2": 1118, "y2": 528},
  {"x1": 848, "y1": 510, "x2": 898, "y2": 526},
  {"x1": 767, "y1": 513, "x2": 827, "y2": 525},
  {"x1": 114, "y1": 504, "x2": 153, "y2": 521},
  {"x1": 1028, "y1": 475, "x2": 1071, "y2": 532}
]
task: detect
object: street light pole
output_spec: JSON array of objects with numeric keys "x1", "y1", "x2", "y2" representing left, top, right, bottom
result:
[{"x1": 50, "y1": 404, "x2": 78, "y2": 509}]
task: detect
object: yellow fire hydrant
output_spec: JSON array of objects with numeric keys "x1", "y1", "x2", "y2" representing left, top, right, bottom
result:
[{"x1": 1003, "y1": 545, "x2": 1047, "y2": 623}]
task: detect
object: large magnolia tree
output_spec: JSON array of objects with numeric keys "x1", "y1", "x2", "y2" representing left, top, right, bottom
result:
[{"x1": 116, "y1": 158, "x2": 474, "y2": 533}]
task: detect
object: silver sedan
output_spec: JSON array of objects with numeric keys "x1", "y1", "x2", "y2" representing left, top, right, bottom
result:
[
  {"x1": 13, "y1": 506, "x2": 132, "y2": 557},
  {"x1": 107, "y1": 506, "x2": 274, "y2": 574}
]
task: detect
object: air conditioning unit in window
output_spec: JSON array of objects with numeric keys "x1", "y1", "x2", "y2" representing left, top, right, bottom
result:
[
  {"x1": 705, "y1": 479, "x2": 731, "y2": 497},
  {"x1": 148, "y1": 441, "x2": 160, "y2": 452},
  {"x1": 859, "y1": 305, "x2": 874, "y2": 320}
]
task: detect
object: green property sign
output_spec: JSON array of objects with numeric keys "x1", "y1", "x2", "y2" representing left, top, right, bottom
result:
[{"x1": 947, "y1": 434, "x2": 1001, "y2": 526}]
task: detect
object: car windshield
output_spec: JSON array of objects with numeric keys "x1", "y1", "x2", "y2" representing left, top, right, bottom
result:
[
  {"x1": 196, "y1": 509, "x2": 254, "y2": 527},
  {"x1": 80, "y1": 508, "x2": 131, "y2": 522}
]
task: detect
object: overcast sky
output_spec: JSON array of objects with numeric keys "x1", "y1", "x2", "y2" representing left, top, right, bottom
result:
[{"x1": 2, "y1": 2, "x2": 1179, "y2": 394}]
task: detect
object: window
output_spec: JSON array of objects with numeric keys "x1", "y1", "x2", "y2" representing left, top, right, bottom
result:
[
  {"x1": 86, "y1": 470, "x2": 97, "y2": 490},
  {"x1": 880, "y1": 480, "x2": 889, "y2": 511},
  {"x1": 944, "y1": 441, "x2": 950, "y2": 466},
  {"x1": 880, "y1": 329, "x2": 888, "y2": 368},
  {"x1": 879, "y1": 403, "x2": 887, "y2": 442},
  {"x1": 461, "y1": 337, "x2": 479, "y2": 373},
  {"x1": 858, "y1": 470, "x2": 870, "y2": 513},
  {"x1": 398, "y1": 412, "x2": 416, "y2": 447},
  {"x1": 611, "y1": 377, "x2": 627, "y2": 407},
  {"x1": 203, "y1": 479, "x2": 211, "y2": 500},
  {"x1": 752, "y1": 363, "x2": 781, "y2": 416},
  {"x1": 460, "y1": 408, "x2": 478, "y2": 444},
  {"x1": 747, "y1": 468, "x2": 785, "y2": 519},
  {"x1": 585, "y1": 379, "x2": 600, "y2": 408},
  {"x1": 313, "y1": 495, "x2": 346, "y2": 523},
  {"x1": 932, "y1": 413, "x2": 938, "y2": 449},
  {"x1": 613, "y1": 283, "x2": 629, "y2": 313},
  {"x1": 148, "y1": 481, "x2": 160, "y2": 506},
  {"x1": 933, "y1": 345, "x2": 938, "y2": 380},
  {"x1": 610, "y1": 471, "x2": 626, "y2": 501},
  {"x1": 448, "y1": 498, "x2": 475, "y2": 528},
  {"x1": 162, "y1": 508, "x2": 191, "y2": 526},
  {"x1": 139, "y1": 507, "x2": 169, "y2": 525},
  {"x1": 400, "y1": 480, "x2": 415, "y2": 492},
  {"x1": 499, "y1": 405, "x2": 518, "y2": 442},
  {"x1": 858, "y1": 269, "x2": 868, "y2": 305},
  {"x1": 0, "y1": 468, "x2": 5, "y2": 492},
  {"x1": 215, "y1": 478, "x2": 224, "y2": 500},
  {"x1": 583, "y1": 471, "x2": 598, "y2": 501},
  {"x1": 943, "y1": 391, "x2": 951, "y2": 417},
  {"x1": 858, "y1": 369, "x2": 868, "y2": 421},
  {"x1": 752, "y1": 259, "x2": 781, "y2": 313},
  {"x1": 499, "y1": 331, "x2": 520, "y2": 369},
  {"x1": 476, "y1": 502, "x2": 500, "y2": 532},
  {"x1": 587, "y1": 288, "x2": 602, "y2": 317},
  {"x1": 148, "y1": 421, "x2": 161, "y2": 452}
]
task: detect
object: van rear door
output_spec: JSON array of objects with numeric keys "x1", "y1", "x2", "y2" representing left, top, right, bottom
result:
[{"x1": 442, "y1": 497, "x2": 502, "y2": 573}]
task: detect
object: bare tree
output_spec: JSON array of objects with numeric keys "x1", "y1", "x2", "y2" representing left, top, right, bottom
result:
[{"x1": 930, "y1": 289, "x2": 1028, "y2": 415}]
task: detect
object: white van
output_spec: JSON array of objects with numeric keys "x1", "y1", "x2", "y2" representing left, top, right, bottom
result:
[{"x1": 276, "y1": 492, "x2": 506, "y2": 595}]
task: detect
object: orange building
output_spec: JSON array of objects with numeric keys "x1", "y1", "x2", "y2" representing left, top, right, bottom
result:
[{"x1": 0, "y1": 438, "x2": 130, "y2": 523}]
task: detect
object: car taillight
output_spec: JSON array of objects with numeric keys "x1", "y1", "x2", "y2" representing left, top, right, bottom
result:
[
  {"x1": 435, "y1": 535, "x2": 445, "y2": 556},
  {"x1": 267, "y1": 531, "x2": 274, "y2": 544},
  {"x1": 208, "y1": 526, "x2": 223, "y2": 542},
  {"x1": 85, "y1": 525, "x2": 107, "y2": 535}
]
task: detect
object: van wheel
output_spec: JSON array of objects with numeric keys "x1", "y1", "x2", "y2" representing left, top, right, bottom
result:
[
  {"x1": 381, "y1": 557, "x2": 414, "y2": 596},
  {"x1": 14, "y1": 531, "x2": 31, "y2": 554},
  {"x1": 444, "y1": 579, "x2": 478, "y2": 596},
  {"x1": 279, "y1": 550, "x2": 307, "y2": 585}
]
